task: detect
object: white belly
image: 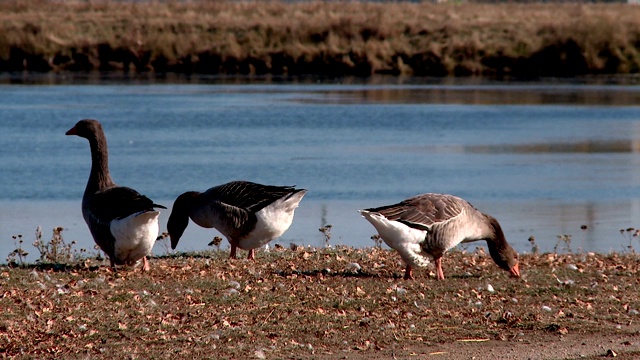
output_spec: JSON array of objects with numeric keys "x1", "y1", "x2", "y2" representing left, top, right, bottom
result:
[
  {"x1": 238, "y1": 201, "x2": 297, "y2": 250},
  {"x1": 110, "y1": 211, "x2": 160, "y2": 264},
  {"x1": 360, "y1": 210, "x2": 432, "y2": 268}
]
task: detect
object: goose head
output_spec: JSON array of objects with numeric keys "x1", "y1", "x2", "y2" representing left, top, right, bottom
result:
[
  {"x1": 485, "y1": 215, "x2": 520, "y2": 277},
  {"x1": 167, "y1": 191, "x2": 200, "y2": 250},
  {"x1": 66, "y1": 119, "x2": 104, "y2": 139}
]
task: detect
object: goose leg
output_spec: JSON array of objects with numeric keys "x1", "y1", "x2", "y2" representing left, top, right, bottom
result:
[
  {"x1": 229, "y1": 243, "x2": 238, "y2": 259},
  {"x1": 247, "y1": 249, "x2": 255, "y2": 261},
  {"x1": 403, "y1": 265, "x2": 414, "y2": 280},
  {"x1": 434, "y1": 257, "x2": 445, "y2": 280},
  {"x1": 141, "y1": 256, "x2": 150, "y2": 272}
]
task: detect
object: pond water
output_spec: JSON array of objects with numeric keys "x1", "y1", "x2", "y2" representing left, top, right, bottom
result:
[{"x1": 1, "y1": 75, "x2": 640, "y2": 262}]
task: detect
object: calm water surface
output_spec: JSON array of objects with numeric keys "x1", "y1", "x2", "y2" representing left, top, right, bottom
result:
[{"x1": 1, "y1": 77, "x2": 640, "y2": 262}]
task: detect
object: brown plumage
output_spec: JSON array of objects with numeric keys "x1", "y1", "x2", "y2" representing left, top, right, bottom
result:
[
  {"x1": 360, "y1": 193, "x2": 520, "y2": 280},
  {"x1": 167, "y1": 181, "x2": 307, "y2": 260},
  {"x1": 66, "y1": 119, "x2": 165, "y2": 271}
]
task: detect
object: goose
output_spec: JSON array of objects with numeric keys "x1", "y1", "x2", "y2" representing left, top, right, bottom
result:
[
  {"x1": 66, "y1": 119, "x2": 166, "y2": 271},
  {"x1": 167, "y1": 181, "x2": 307, "y2": 260},
  {"x1": 360, "y1": 193, "x2": 520, "y2": 280}
]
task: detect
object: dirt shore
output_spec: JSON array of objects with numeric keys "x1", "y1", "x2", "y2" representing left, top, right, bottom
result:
[
  {"x1": 2, "y1": 246, "x2": 640, "y2": 358},
  {"x1": 1, "y1": 1, "x2": 640, "y2": 77}
]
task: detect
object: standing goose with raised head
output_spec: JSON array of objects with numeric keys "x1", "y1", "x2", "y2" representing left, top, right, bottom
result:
[
  {"x1": 167, "y1": 181, "x2": 307, "y2": 260},
  {"x1": 66, "y1": 119, "x2": 166, "y2": 271},
  {"x1": 360, "y1": 193, "x2": 520, "y2": 280}
]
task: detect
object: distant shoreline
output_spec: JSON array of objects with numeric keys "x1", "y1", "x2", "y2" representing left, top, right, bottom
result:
[{"x1": 1, "y1": 1, "x2": 639, "y2": 78}]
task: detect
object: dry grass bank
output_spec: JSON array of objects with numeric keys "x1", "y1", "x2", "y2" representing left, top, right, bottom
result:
[
  {"x1": 1, "y1": 1, "x2": 639, "y2": 77},
  {"x1": 2, "y1": 246, "x2": 640, "y2": 359}
]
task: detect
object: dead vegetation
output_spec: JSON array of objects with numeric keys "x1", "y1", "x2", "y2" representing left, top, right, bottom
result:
[
  {"x1": 0, "y1": 1, "x2": 639, "y2": 77},
  {"x1": 2, "y1": 245, "x2": 640, "y2": 358}
]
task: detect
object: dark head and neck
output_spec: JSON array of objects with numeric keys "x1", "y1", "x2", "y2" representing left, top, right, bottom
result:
[
  {"x1": 484, "y1": 214, "x2": 520, "y2": 278},
  {"x1": 66, "y1": 119, "x2": 115, "y2": 197},
  {"x1": 167, "y1": 191, "x2": 201, "y2": 249}
]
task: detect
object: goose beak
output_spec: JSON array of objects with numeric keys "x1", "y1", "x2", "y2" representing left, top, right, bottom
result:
[
  {"x1": 65, "y1": 126, "x2": 77, "y2": 136},
  {"x1": 509, "y1": 263, "x2": 521, "y2": 277}
]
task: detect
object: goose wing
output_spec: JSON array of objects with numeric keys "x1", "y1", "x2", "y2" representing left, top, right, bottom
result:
[
  {"x1": 204, "y1": 181, "x2": 300, "y2": 212},
  {"x1": 84, "y1": 186, "x2": 165, "y2": 257},
  {"x1": 87, "y1": 186, "x2": 166, "y2": 221},
  {"x1": 365, "y1": 193, "x2": 465, "y2": 231}
]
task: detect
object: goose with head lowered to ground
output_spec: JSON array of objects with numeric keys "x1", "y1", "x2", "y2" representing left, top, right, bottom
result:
[
  {"x1": 66, "y1": 119, "x2": 166, "y2": 271},
  {"x1": 360, "y1": 193, "x2": 520, "y2": 280},
  {"x1": 167, "y1": 180, "x2": 307, "y2": 260}
]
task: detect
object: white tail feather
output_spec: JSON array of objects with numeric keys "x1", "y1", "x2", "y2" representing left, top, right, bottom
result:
[{"x1": 110, "y1": 210, "x2": 160, "y2": 264}]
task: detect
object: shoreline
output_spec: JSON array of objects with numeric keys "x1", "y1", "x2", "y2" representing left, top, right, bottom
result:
[
  {"x1": 1, "y1": 2, "x2": 639, "y2": 77},
  {"x1": 2, "y1": 248, "x2": 640, "y2": 358},
  {"x1": 3, "y1": 197, "x2": 640, "y2": 265}
]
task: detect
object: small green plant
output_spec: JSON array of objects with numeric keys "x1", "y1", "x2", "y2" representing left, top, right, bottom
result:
[
  {"x1": 208, "y1": 236, "x2": 223, "y2": 251},
  {"x1": 7, "y1": 234, "x2": 28, "y2": 266},
  {"x1": 371, "y1": 234, "x2": 383, "y2": 248},
  {"x1": 156, "y1": 232, "x2": 174, "y2": 255},
  {"x1": 528, "y1": 235, "x2": 539, "y2": 255},
  {"x1": 33, "y1": 226, "x2": 78, "y2": 264},
  {"x1": 574, "y1": 224, "x2": 589, "y2": 253},
  {"x1": 554, "y1": 234, "x2": 573, "y2": 254},
  {"x1": 619, "y1": 227, "x2": 639, "y2": 253},
  {"x1": 319, "y1": 224, "x2": 332, "y2": 247}
]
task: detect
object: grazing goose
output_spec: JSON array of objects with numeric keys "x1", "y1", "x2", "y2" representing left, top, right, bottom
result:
[
  {"x1": 66, "y1": 119, "x2": 166, "y2": 271},
  {"x1": 167, "y1": 181, "x2": 307, "y2": 260},
  {"x1": 360, "y1": 193, "x2": 520, "y2": 280}
]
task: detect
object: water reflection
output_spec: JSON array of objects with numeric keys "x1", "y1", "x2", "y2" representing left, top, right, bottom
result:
[
  {"x1": 473, "y1": 140, "x2": 640, "y2": 154},
  {"x1": 387, "y1": 139, "x2": 640, "y2": 154},
  {"x1": 300, "y1": 85, "x2": 640, "y2": 106},
  {"x1": 3, "y1": 72, "x2": 640, "y2": 106}
]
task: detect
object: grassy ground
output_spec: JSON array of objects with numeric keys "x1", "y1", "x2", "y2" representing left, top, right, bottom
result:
[
  {"x1": 2, "y1": 245, "x2": 640, "y2": 359},
  {"x1": 1, "y1": 1, "x2": 640, "y2": 77}
]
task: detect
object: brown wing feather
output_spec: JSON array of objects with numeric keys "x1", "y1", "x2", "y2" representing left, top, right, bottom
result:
[
  {"x1": 365, "y1": 193, "x2": 466, "y2": 230},
  {"x1": 207, "y1": 200, "x2": 256, "y2": 238},
  {"x1": 204, "y1": 181, "x2": 303, "y2": 212}
]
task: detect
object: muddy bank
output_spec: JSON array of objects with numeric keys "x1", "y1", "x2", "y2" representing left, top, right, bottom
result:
[{"x1": 1, "y1": 1, "x2": 639, "y2": 77}]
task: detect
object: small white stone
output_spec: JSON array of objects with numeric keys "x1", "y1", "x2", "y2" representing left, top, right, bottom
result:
[
  {"x1": 225, "y1": 288, "x2": 239, "y2": 297},
  {"x1": 486, "y1": 284, "x2": 495, "y2": 293},
  {"x1": 347, "y1": 262, "x2": 362, "y2": 271},
  {"x1": 542, "y1": 305, "x2": 552, "y2": 312},
  {"x1": 254, "y1": 349, "x2": 266, "y2": 359},
  {"x1": 228, "y1": 281, "x2": 241, "y2": 289},
  {"x1": 567, "y1": 264, "x2": 578, "y2": 271}
]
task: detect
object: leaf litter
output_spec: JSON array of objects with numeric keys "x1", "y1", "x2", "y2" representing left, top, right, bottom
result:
[{"x1": 1, "y1": 246, "x2": 640, "y2": 358}]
